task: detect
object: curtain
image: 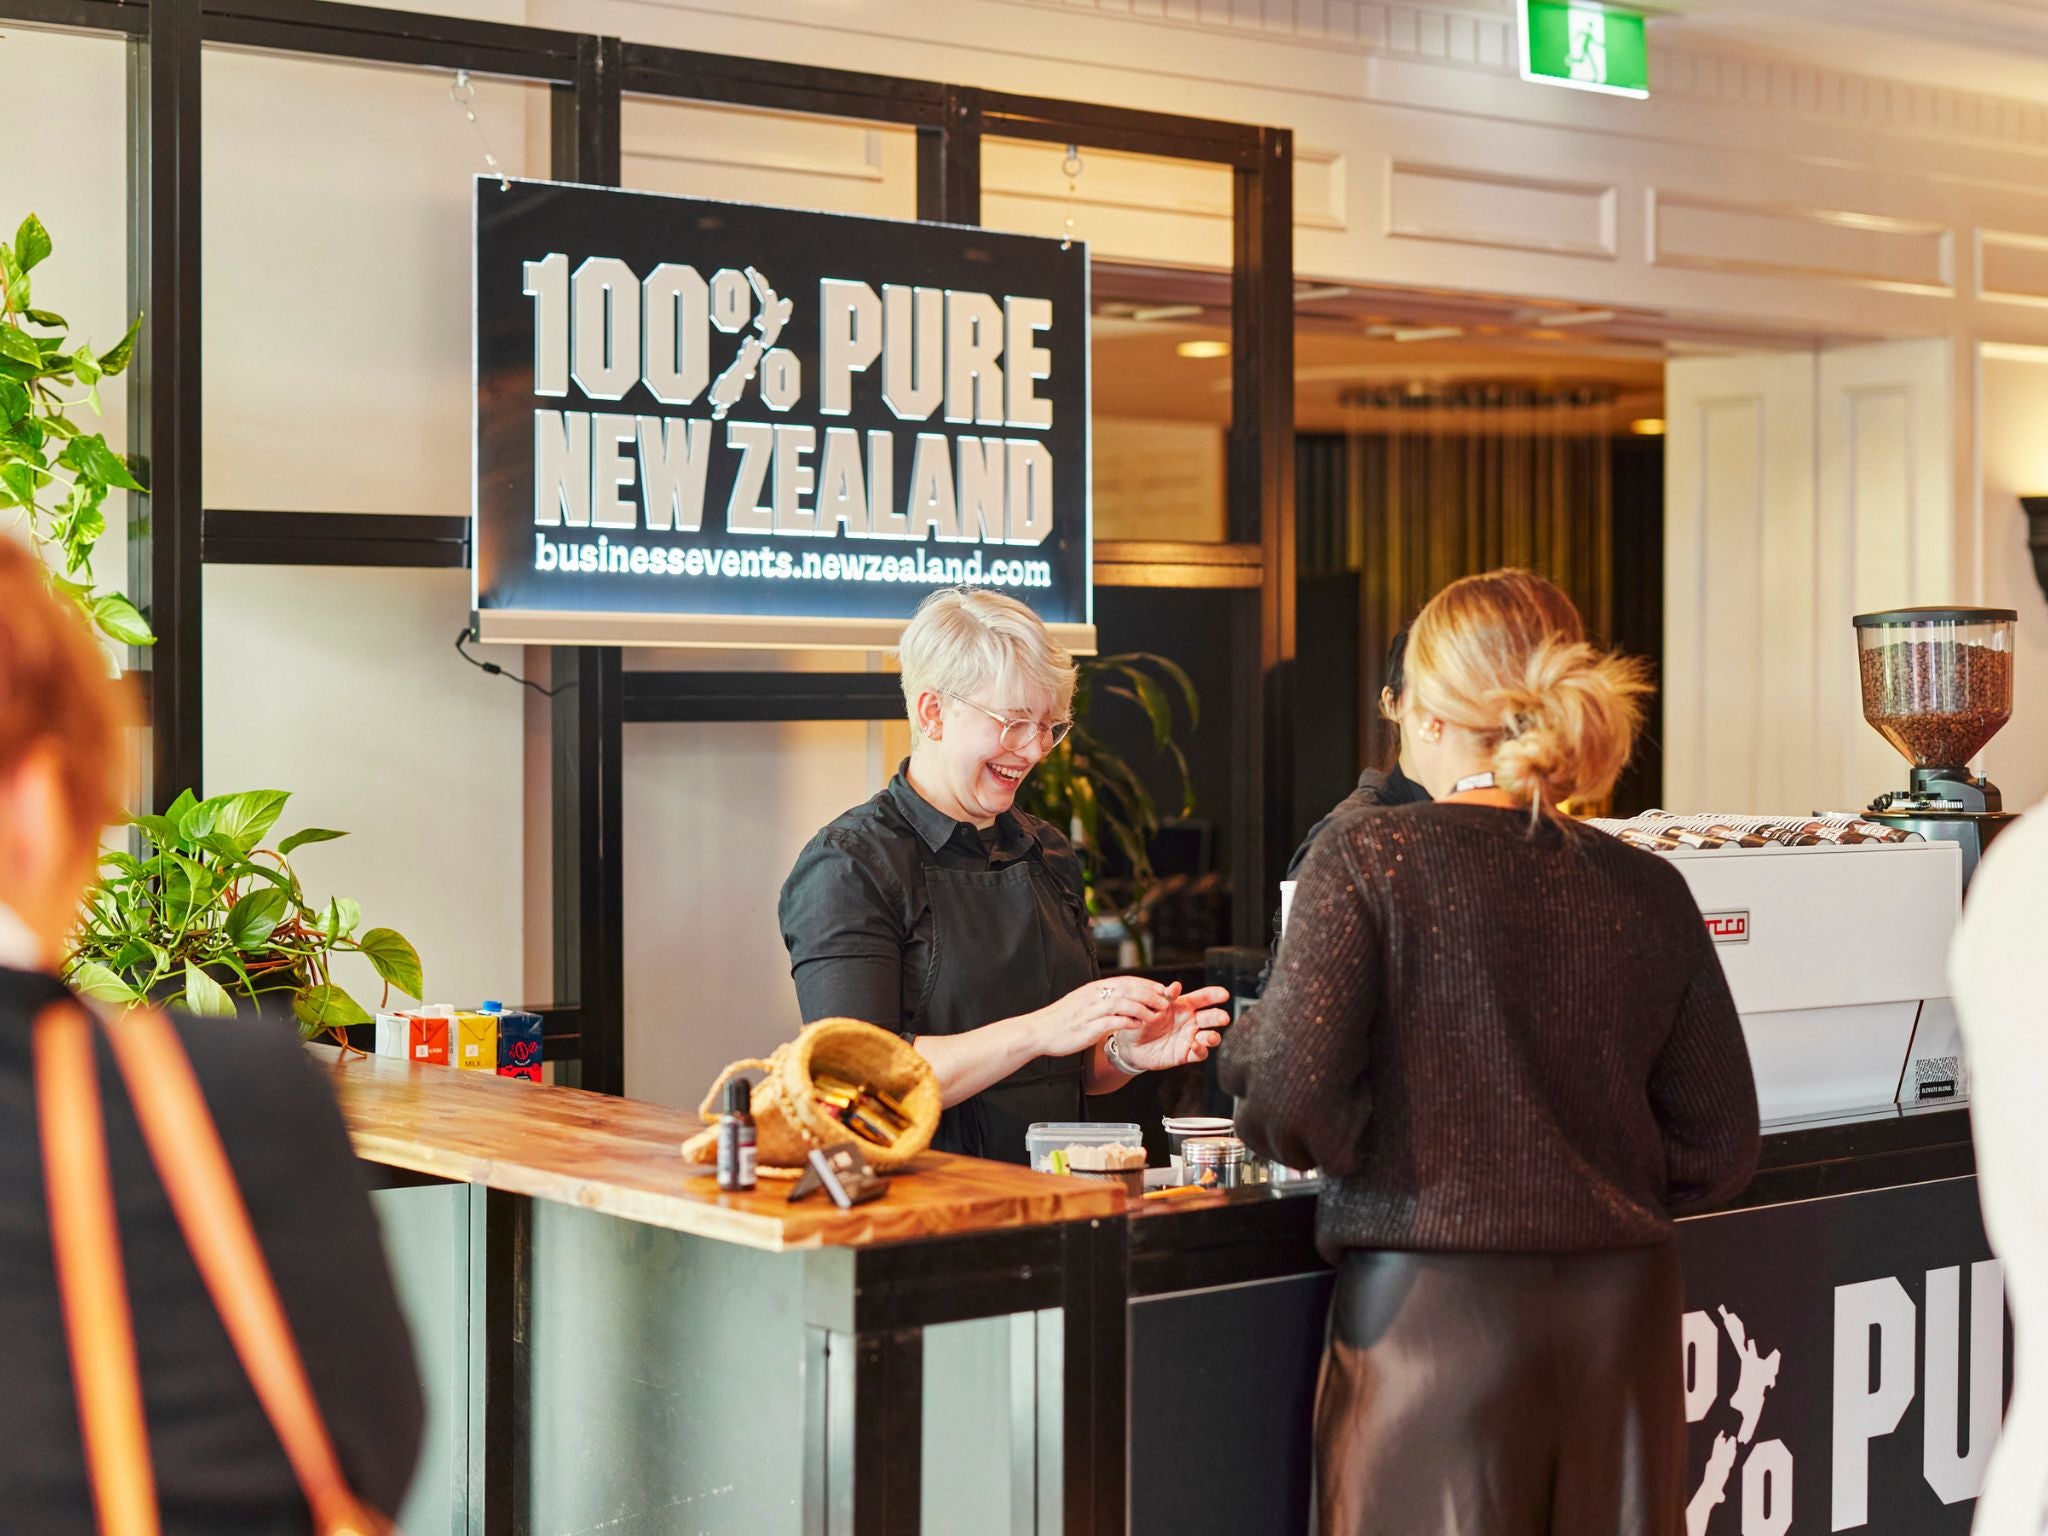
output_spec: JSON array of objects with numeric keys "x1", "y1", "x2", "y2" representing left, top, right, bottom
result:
[{"x1": 1298, "y1": 387, "x2": 1617, "y2": 776}]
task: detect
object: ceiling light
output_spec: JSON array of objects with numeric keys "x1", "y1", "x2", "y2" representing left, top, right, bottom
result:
[
  {"x1": 1131, "y1": 304, "x2": 1205, "y2": 322},
  {"x1": 1512, "y1": 307, "x2": 1615, "y2": 328},
  {"x1": 1176, "y1": 340, "x2": 1230, "y2": 359},
  {"x1": 1294, "y1": 284, "x2": 1352, "y2": 302},
  {"x1": 1630, "y1": 417, "x2": 1667, "y2": 436}
]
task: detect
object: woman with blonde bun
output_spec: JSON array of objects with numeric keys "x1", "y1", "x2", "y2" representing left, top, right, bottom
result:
[{"x1": 1222, "y1": 568, "x2": 1760, "y2": 1536}]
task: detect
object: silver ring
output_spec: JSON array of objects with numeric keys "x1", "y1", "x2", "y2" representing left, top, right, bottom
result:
[{"x1": 1099, "y1": 985, "x2": 1113, "y2": 1004}]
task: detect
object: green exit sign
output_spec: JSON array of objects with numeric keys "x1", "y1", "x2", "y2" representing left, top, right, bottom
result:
[{"x1": 1520, "y1": 0, "x2": 1649, "y2": 98}]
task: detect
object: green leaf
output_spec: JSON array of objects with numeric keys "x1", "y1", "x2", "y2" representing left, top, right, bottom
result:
[
  {"x1": 357, "y1": 927, "x2": 423, "y2": 998},
  {"x1": 0, "y1": 249, "x2": 28, "y2": 314},
  {"x1": 99, "y1": 316, "x2": 142, "y2": 377},
  {"x1": 68, "y1": 959, "x2": 138, "y2": 1005},
  {"x1": 164, "y1": 788, "x2": 199, "y2": 825},
  {"x1": 22, "y1": 308, "x2": 66, "y2": 329},
  {"x1": 90, "y1": 593, "x2": 154, "y2": 647},
  {"x1": 310, "y1": 896, "x2": 362, "y2": 940},
  {"x1": 14, "y1": 215, "x2": 51, "y2": 273},
  {"x1": 131, "y1": 811, "x2": 181, "y2": 850},
  {"x1": 0, "y1": 460, "x2": 41, "y2": 505},
  {"x1": 276, "y1": 826, "x2": 347, "y2": 856},
  {"x1": 1116, "y1": 652, "x2": 1200, "y2": 730},
  {"x1": 0, "y1": 377, "x2": 27, "y2": 425},
  {"x1": 224, "y1": 887, "x2": 289, "y2": 950},
  {"x1": 177, "y1": 795, "x2": 220, "y2": 842},
  {"x1": 182, "y1": 962, "x2": 236, "y2": 1018},
  {"x1": 206, "y1": 788, "x2": 289, "y2": 855},
  {"x1": 69, "y1": 344, "x2": 99, "y2": 385},
  {"x1": 58, "y1": 432, "x2": 144, "y2": 492},
  {"x1": 292, "y1": 983, "x2": 372, "y2": 1038},
  {"x1": 41, "y1": 412, "x2": 79, "y2": 440},
  {"x1": 0, "y1": 325, "x2": 40, "y2": 366}
]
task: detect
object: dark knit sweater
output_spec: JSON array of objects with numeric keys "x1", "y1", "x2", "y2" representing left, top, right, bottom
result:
[{"x1": 1221, "y1": 803, "x2": 1760, "y2": 1260}]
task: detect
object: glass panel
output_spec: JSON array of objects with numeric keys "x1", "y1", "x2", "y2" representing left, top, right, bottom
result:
[
  {"x1": 0, "y1": 30, "x2": 136, "y2": 604},
  {"x1": 622, "y1": 97, "x2": 917, "y2": 221},
  {"x1": 980, "y1": 138, "x2": 1238, "y2": 547},
  {"x1": 201, "y1": 49, "x2": 544, "y2": 512}
]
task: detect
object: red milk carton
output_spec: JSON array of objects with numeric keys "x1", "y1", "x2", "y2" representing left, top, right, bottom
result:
[{"x1": 403, "y1": 1010, "x2": 450, "y2": 1065}]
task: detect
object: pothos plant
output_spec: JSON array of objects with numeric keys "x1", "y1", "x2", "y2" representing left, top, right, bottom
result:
[
  {"x1": 66, "y1": 788, "x2": 425, "y2": 1041},
  {"x1": 0, "y1": 212, "x2": 152, "y2": 649},
  {"x1": 1015, "y1": 651, "x2": 1200, "y2": 910}
]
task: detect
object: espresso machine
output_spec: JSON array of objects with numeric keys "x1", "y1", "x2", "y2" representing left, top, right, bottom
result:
[{"x1": 1855, "y1": 606, "x2": 2020, "y2": 889}]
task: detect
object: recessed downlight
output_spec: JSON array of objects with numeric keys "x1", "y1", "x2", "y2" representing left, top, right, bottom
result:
[{"x1": 1176, "y1": 340, "x2": 1230, "y2": 359}]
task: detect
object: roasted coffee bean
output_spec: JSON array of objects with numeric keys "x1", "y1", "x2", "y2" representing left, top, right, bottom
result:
[{"x1": 1858, "y1": 639, "x2": 2012, "y2": 767}]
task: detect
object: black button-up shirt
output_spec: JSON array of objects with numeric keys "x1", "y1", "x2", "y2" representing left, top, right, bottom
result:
[{"x1": 778, "y1": 765, "x2": 1093, "y2": 1037}]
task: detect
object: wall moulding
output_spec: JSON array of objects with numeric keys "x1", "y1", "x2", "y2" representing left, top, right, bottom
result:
[
  {"x1": 1648, "y1": 190, "x2": 1955, "y2": 295},
  {"x1": 984, "y1": 0, "x2": 2048, "y2": 157},
  {"x1": 1975, "y1": 229, "x2": 2048, "y2": 309},
  {"x1": 973, "y1": 138, "x2": 1346, "y2": 233},
  {"x1": 1385, "y1": 160, "x2": 1617, "y2": 260},
  {"x1": 620, "y1": 100, "x2": 892, "y2": 186}
]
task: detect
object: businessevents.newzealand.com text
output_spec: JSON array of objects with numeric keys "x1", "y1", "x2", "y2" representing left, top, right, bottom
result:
[{"x1": 533, "y1": 532, "x2": 1054, "y2": 590}]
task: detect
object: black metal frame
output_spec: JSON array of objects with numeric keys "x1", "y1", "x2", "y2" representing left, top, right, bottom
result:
[{"x1": 31, "y1": 0, "x2": 1295, "y2": 1084}]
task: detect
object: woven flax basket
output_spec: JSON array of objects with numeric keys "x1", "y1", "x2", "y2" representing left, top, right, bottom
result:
[{"x1": 681, "y1": 1018, "x2": 941, "y2": 1178}]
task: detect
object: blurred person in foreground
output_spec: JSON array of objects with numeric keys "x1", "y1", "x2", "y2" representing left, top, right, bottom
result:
[
  {"x1": 1222, "y1": 568, "x2": 1760, "y2": 1536},
  {"x1": 1950, "y1": 801, "x2": 2048, "y2": 1536},
  {"x1": 0, "y1": 537, "x2": 423, "y2": 1533}
]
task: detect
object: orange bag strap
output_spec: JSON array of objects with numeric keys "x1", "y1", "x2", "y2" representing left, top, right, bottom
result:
[
  {"x1": 35, "y1": 1001, "x2": 163, "y2": 1536},
  {"x1": 98, "y1": 1007, "x2": 390, "y2": 1536}
]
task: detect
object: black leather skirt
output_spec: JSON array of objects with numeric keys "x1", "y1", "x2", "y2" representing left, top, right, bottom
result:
[{"x1": 1317, "y1": 1244, "x2": 1685, "y2": 1536}]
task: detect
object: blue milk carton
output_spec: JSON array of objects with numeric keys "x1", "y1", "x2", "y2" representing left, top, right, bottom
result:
[{"x1": 495, "y1": 1009, "x2": 543, "y2": 1082}]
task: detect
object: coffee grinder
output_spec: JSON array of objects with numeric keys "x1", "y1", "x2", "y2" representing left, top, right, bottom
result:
[{"x1": 1854, "y1": 606, "x2": 2020, "y2": 889}]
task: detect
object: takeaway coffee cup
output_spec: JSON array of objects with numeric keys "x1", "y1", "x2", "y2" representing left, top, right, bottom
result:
[{"x1": 1163, "y1": 1116, "x2": 1236, "y2": 1182}]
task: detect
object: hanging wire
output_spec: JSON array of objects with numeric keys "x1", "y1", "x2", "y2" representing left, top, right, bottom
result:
[
  {"x1": 1059, "y1": 144, "x2": 1084, "y2": 251},
  {"x1": 450, "y1": 70, "x2": 512, "y2": 191},
  {"x1": 455, "y1": 628, "x2": 569, "y2": 698}
]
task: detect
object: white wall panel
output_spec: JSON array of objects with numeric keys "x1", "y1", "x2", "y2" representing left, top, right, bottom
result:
[
  {"x1": 1386, "y1": 162, "x2": 1617, "y2": 260},
  {"x1": 621, "y1": 720, "x2": 881, "y2": 1110},
  {"x1": 1664, "y1": 353, "x2": 1817, "y2": 813},
  {"x1": 1817, "y1": 339, "x2": 1956, "y2": 807},
  {"x1": 202, "y1": 567, "x2": 525, "y2": 1012}
]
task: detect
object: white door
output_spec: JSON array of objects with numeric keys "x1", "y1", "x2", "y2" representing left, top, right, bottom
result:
[
  {"x1": 1815, "y1": 338, "x2": 1956, "y2": 811},
  {"x1": 1663, "y1": 351, "x2": 1818, "y2": 814},
  {"x1": 1663, "y1": 341, "x2": 1955, "y2": 815}
]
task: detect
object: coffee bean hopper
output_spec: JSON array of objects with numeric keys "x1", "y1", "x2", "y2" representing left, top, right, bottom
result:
[{"x1": 1855, "y1": 606, "x2": 2020, "y2": 889}]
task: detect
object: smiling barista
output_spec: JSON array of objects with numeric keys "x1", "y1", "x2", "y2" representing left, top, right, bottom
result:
[{"x1": 778, "y1": 588, "x2": 1232, "y2": 1164}]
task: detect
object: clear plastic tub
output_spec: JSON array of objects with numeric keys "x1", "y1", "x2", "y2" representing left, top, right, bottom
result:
[
  {"x1": 1853, "y1": 607, "x2": 2016, "y2": 769},
  {"x1": 1025, "y1": 1122, "x2": 1146, "y2": 1194}
]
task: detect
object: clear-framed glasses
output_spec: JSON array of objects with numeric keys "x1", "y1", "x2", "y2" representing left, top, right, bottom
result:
[{"x1": 938, "y1": 691, "x2": 1074, "y2": 753}]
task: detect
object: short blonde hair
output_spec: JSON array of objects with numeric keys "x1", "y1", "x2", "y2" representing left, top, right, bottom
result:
[
  {"x1": 0, "y1": 538, "x2": 135, "y2": 853},
  {"x1": 1406, "y1": 569, "x2": 1650, "y2": 808},
  {"x1": 898, "y1": 588, "x2": 1077, "y2": 726}
]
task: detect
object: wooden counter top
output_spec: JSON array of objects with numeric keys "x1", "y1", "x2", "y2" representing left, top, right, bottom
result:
[{"x1": 315, "y1": 1045, "x2": 1122, "y2": 1253}]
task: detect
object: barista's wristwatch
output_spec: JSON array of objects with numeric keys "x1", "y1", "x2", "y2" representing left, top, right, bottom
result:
[{"x1": 1104, "y1": 1029, "x2": 1146, "y2": 1077}]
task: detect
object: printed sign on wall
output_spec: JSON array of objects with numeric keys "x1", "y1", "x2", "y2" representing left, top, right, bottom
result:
[
  {"x1": 473, "y1": 178, "x2": 1093, "y2": 650},
  {"x1": 1678, "y1": 1177, "x2": 2009, "y2": 1536}
]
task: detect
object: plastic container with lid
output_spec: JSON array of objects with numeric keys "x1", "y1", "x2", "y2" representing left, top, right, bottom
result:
[
  {"x1": 1853, "y1": 607, "x2": 2016, "y2": 770},
  {"x1": 1025, "y1": 1122, "x2": 1146, "y2": 1194}
]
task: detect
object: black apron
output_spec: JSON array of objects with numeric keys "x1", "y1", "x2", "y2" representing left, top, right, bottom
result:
[{"x1": 921, "y1": 859, "x2": 1097, "y2": 1163}]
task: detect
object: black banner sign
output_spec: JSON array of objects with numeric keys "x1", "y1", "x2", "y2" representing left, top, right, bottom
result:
[
  {"x1": 472, "y1": 178, "x2": 1093, "y2": 649},
  {"x1": 1678, "y1": 1177, "x2": 2009, "y2": 1536}
]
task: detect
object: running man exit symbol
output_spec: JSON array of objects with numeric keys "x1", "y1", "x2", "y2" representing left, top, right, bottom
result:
[{"x1": 1520, "y1": 0, "x2": 1650, "y2": 97}]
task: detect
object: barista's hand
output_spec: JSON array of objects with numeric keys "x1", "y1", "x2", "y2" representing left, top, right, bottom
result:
[
  {"x1": 1116, "y1": 983, "x2": 1232, "y2": 1071},
  {"x1": 1033, "y1": 975, "x2": 1174, "y2": 1060}
]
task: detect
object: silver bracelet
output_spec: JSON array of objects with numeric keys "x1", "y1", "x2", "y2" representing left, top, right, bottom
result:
[{"x1": 1104, "y1": 1029, "x2": 1146, "y2": 1077}]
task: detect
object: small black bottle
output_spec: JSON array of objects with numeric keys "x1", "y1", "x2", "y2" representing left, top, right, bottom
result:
[{"x1": 716, "y1": 1077, "x2": 757, "y2": 1192}]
